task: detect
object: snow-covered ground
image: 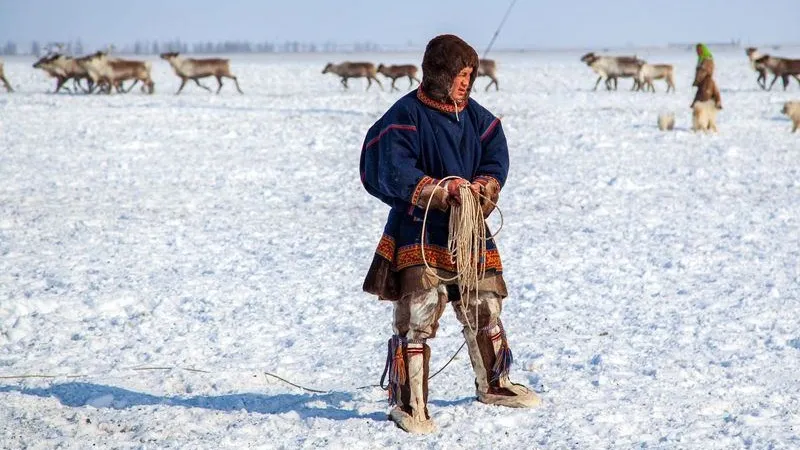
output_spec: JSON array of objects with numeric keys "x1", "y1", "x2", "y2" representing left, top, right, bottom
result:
[{"x1": 1, "y1": 49, "x2": 799, "y2": 449}]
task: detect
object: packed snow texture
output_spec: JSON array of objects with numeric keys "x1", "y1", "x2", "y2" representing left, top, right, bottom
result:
[{"x1": 1, "y1": 49, "x2": 799, "y2": 449}]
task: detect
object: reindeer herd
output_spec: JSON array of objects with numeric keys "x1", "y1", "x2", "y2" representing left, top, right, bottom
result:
[
  {"x1": 0, "y1": 48, "x2": 797, "y2": 101},
  {"x1": 578, "y1": 47, "x2": 800, "y2": 133},
  {"x1": 321, "y1": 58, "x2": 499, "y2": 92},
  {"x1": 580, "y1": 52, "x2": 675, "y2": 93},
  {"x1": 2, "y1": 49, "x2": 244, "y2": 95},
  {"x1": 580, "y1": 47, "x2": 800, "y2": 93}
]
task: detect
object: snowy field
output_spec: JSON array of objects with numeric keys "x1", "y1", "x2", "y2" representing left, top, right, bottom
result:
[{"x1": 1, "y1": 48, "x2": 799, "y2": 449}]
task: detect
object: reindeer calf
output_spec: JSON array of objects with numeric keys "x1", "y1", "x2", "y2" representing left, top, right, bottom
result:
[
  {"x1": 377, "y1": 64, "x2": 420, "y2": 91},
  {"x1": 322, "y1": 62, "x2": 383, "y2": 91},
  {"x1": 0, "y1": 60, "x2": 12, "y2": 92}
]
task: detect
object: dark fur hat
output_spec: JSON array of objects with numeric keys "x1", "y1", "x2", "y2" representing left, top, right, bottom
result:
[{"x1": 421, "y1": 34, "x2": 479, "y2": 103}]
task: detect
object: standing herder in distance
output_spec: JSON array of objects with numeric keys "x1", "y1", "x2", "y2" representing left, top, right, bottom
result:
[
  {"x1": 692, "y1": 43, "x2": 722, "y2": 109},
  {"x1": 359, "y1": 34, "x2": 540, "y2": 435}
]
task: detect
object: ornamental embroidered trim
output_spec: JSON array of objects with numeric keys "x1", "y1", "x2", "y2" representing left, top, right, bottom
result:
[
  {"x1": 376, "y1": 234, "x2": 396, "y2": 261},
  {"x1": 416, "y1": 88, "x2": 468, "y2": 114},
  {"x1": 410, "y1": 176, "x2": 436, "y2": 207},
  {"x1": 373, "y1": 234, "x2": 503, "y2": 273}
]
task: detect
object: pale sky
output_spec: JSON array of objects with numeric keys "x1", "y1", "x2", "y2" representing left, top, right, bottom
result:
[{"x1": 1, "y1": 0, "x2": 798, "y2": 51}]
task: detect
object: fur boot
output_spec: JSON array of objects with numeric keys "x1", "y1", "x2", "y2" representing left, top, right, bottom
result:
[
  {"x1": 385, "y1": 337, "x2": 436, "y2": 434},
  {"x1": 462, "y1": 321, "x2": 541, "y2": 408}
]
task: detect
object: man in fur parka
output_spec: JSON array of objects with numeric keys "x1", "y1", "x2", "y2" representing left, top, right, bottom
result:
[{"x1": 359, "y1": 34, "x2": 540, "y2": 434}]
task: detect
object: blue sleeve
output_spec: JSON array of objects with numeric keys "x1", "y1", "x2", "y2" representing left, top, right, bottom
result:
[
  {"x1": 360, "y1": 104, "x2": 434, "y2": 208},
  {"x1": 476, "y1": 114, "x2": 510, "y2": 188}
]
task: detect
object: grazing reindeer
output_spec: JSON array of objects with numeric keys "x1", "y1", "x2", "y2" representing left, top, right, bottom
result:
[
  {"x1": 32, "y1": 53, "x2": 93, "y2": 93},
  {"x1": 477, "y1": 59, "x2": 499, "y2": 91},
  {"x1": 322, "y1": 62, "x2": 383, "y2": 91},
  {"x1": 160, "y1": 52, "x2": 243, "y2": 95},
  {"x1": 581, "y1": 53, "x2": 644, "y2": 91},
  {"x1": 0, "y1": 60, "x2": 12, "y2": 92},
  {"x1": 377, "y1": 64, "x2": 420, "y2": 91},
  {"x1": 637, "y1": 64, "x2": 675, "y2": 93},
  {"x1": 754, "y1": 55, "x2": 800, "y2": 91},
  {"x1": 745, "y1": 47, "x2": 768, "y2": 89},
  {"x1": 79, "y1": 51, "x2": 155, "y2": 95}
]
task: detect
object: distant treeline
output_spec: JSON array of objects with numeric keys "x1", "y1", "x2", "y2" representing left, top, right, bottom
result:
[{"x1": 0, "y1": 39, "x2": 387, "y2": 56}]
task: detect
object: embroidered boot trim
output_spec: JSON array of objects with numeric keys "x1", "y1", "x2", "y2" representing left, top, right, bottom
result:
[{"x1": 381, "y1": 335, "x2": 407, "y2": 406}]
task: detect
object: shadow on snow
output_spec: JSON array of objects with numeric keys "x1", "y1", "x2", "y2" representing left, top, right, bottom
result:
[{"x1": 0, "y1": 382, "x2": 386, "y2": 422}]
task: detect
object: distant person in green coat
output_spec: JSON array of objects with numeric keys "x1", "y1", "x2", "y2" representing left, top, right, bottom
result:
[
  {"x1": 693, "y1": 43, "x2": 715, "y2": 85},
  {"x1": 691, "y1": 43, "x2": 722, "y2": 110}
]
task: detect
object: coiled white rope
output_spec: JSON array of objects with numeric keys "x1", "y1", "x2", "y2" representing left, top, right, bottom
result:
[{"x1": 420, "y1": 176, "x2": 503, "y2": 330}]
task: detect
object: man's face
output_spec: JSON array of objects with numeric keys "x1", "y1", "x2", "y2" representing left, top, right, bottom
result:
[{"x1": 450, "y1": 67, "x2": 473, "y2": 102}]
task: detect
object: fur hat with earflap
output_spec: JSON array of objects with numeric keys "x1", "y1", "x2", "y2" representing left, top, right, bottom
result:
[{"x1": 420, "y1": 34, "x2": 479, "y2": 105}]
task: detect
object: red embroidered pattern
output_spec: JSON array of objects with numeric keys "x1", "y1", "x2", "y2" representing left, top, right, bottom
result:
[
  {"x1": 416, "y1": 88, "x2": 468, "y2": 114},
  {"x1": 410, "y1": 176, "x2": 435, "y2": 206},
  {"x1": 373, "y1": 234, "x2": 503, "y2": 273},
  {"x1": 376, "y1": 234, "x2": 396, "y2": 261}
]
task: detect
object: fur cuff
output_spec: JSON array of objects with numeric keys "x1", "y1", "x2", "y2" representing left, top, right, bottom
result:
[{"x1": 410, "y1": 176, "x2": 436, "y2": 207}]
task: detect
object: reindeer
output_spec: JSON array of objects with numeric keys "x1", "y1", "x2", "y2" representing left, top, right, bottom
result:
[
  {"x1": 477, "y1": 59, "x2": 499, "y2": 91},
  {"x1": 74, "y1": 52, "x2": 114, "y2": 93},
  {"x1": 754, "y1": 55, "x2": 800, "y2": 91},
  {"x1": 32, "y1": 53, "x2": 93, "y2": 93},
  {"x1": 637, "y1": 64, "x2": 675, "y2": 93},
  {"x1": 581, "y1": 53, "x2": 644, "y2": 91},
  {"x1": 160, "y1": 52, "x2": 243, "y2": 95},
  {"x1": 745, "y1": 47, "x2": 768, "y2": 89},
  {"x1": 0, "y1": 60, "x2": 12, "y2": 92},
  {"x1": 79, "y1": 52, "x2": 154, "y2": 95},
  {"x1": 377, "y1": 64, "x2": 420, "y2": 91},
  {"x1": 322, "y1": 62, "x2": 383, "y2": 91}
]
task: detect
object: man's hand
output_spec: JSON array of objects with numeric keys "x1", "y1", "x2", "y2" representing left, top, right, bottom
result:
[
  {"x1": 471, "y1": 177, "x2": 501, "y2": 217},
  {"x1": 446, "y1": 178, "x2": 470, "y2": 206},
  {"x1": 417, "y1": 184, "x2": 449, "y2": 211}
]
